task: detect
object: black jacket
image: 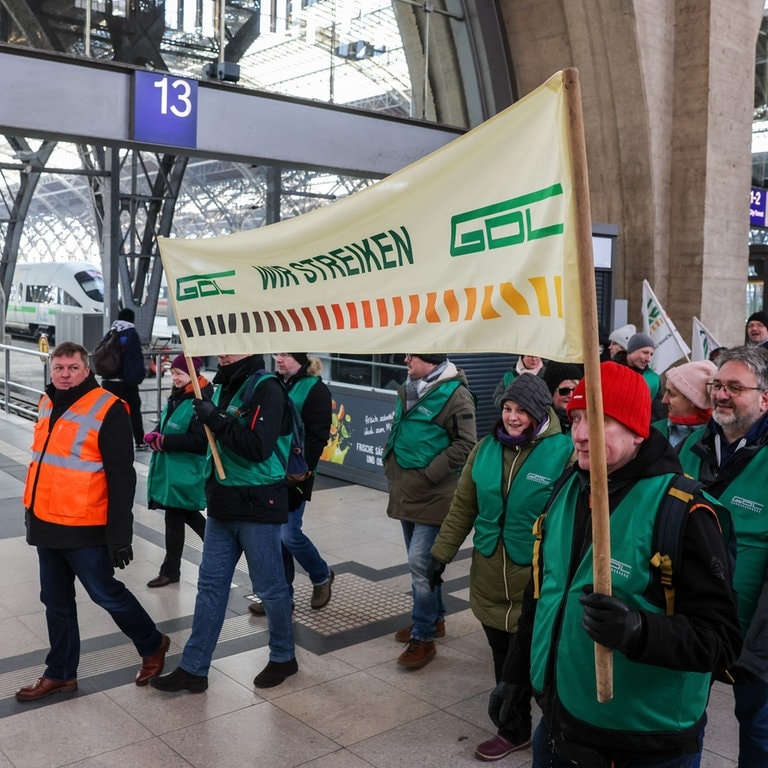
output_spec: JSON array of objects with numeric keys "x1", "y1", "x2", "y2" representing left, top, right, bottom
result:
[
  {"x1": 504, "y1": 429, "x2": 741, "y2": 761},
  {"x1": 204, "y1": 355, "x2": 292, "y2": 524},
  {"x1": 25, "y1": 372, "x2": 136, "y2": 549}
]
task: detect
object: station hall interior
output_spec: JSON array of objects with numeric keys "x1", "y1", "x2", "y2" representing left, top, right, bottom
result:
[{"x1": 0, "y1": 1, "x2": 766, "y2": 766}]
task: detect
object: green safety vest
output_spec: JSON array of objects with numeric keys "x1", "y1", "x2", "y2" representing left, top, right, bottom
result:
[
  {"x1": 287, "y1": 375, "x2": 317, "y2": 411},
  {"x1": 531, "y1": 472, "x2": 711, "y2": 733},
  {"x1": 470, "y1": 434, "x2": 573, "y2": 562},
  {"x1": 209, "y1": 374, "x2": 290, "y2": 487},
  {"x1": 385, "y1": 379, "x2": 462, "y2": 469},
  {"x1": 678, "y1": 432, "x2": 768, "y2": 633},
  {"x1": 147, "y1": 398, "x2": 207, "y2": 510},
  {"x1": 643, "y1": 367, "x2": 660, "y2": 399}
]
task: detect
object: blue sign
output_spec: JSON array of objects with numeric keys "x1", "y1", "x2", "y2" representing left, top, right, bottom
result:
[
  {"x1": 751, "y1": 186, "x2": 767, "y2": 228},
  {"x1": 132, "y1": 71, "x2": 198, "y2": 149}
]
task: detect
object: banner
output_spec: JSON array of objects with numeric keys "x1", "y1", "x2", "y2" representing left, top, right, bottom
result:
[
  {"x1": 159, "y1": 71, "x2": 584, "y2": 361},
  {"x1": 641, "y1": 280, "x2": 691, "y2": 374},
  {"x1": 691, "y1": 317, "x2": 722, "y2": 361}
]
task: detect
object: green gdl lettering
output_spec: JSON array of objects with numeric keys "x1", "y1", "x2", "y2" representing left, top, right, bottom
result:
[{"x1": 176, "y1": 270, "x2": 237, "y2": 301}]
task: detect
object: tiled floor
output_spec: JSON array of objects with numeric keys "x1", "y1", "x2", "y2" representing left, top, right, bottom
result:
[{"x1": 0, "y1": 410, "x2": 740, "y2": 767}]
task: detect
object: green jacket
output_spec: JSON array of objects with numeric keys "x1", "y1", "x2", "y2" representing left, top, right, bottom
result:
[{"x1": 432, "y1": 409, "x2": 572, "y2": 632}]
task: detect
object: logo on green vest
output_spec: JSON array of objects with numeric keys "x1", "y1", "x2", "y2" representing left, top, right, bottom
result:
[
  {"x1": 176, "y1": 270, "x2": 237, "y2": 301},
  {"x1": 610, "y1": 558, "x2": 632, "y2": 579},
  {"x1": 449, "y1": 183, "x2": 564, "y2": 257},
  {"x1": 731, "y1": 495, "x2": 763, "y2": 514}
]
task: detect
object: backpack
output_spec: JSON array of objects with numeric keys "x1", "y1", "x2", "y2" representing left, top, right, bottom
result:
[
  {"x1": 241, "y1": 371, "x2": 311, "y2": 486},
  {"x1": 91, "y1": 329, "x2": 123, "y2": 378}
]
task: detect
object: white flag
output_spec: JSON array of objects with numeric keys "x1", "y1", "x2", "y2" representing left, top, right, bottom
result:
[
  {"x1": 641, "y1": 280, "x2": 691, "y2": 374},
  {"x1": 691, "y1": 317, "x2": 722, "y2": 361}
]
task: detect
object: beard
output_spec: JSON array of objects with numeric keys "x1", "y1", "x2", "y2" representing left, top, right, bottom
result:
[{"x1": 712, "y1": 402, "x2": 761, "y2": 437}]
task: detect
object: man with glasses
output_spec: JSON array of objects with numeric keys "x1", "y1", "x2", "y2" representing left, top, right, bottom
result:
[
  {"x1": 678, "y1": 345, "x2": 768, "y2": 767},
  {"x1": 385, "y1": 353, "x2": 477, "y2": 669}
]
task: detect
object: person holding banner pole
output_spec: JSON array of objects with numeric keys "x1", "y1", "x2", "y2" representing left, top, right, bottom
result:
[
  {"x1": 488, "y1": 362, "x2": 740, "y2": 767},
  {"x1": 151, "y1": 352, "x2": 298, "y2": 692}
]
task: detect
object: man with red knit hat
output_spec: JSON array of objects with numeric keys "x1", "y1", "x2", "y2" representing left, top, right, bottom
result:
[{"x1": 486, "y1": 361, "x2": 740, "y2": 767}]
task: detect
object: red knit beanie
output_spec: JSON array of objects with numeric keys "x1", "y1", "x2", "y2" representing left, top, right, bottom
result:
[{"x1": 566, "y1": 361, "x2": 651, "y2": 438}]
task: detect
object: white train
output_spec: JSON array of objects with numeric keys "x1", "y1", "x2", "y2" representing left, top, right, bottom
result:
[{"x1": 5, "y1": 261, "x2": 104, "y2": 341}]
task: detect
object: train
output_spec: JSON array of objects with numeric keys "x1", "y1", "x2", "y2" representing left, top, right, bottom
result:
[{"x1": 5, "y1": 261, "x2": 104, "y2": 342}]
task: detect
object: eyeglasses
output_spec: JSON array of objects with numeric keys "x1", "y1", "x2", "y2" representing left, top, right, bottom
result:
[
  {"x1": 706, "y1": 381, "x2": 765, "y2": 397},
  {"x1": 557, "y1": 386, "x2": 576, "y2": 396}
]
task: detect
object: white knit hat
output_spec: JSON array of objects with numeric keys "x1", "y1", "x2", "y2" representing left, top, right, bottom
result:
[
  {"x1": 665, "y1": 360, "x2": 717, "y2": 411},
  {"x1": 608, "y1": 323, "x2": 636, "y2": 350}
]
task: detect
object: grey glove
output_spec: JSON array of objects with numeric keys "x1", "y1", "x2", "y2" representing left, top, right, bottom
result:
[
  {"x1": 579, "y1": 592, "x2": 643, "y2": 653},
  {"x1": 110, "y1": 544, "x2": 134, "y2": 569},
  {"x1": 488, "y1": 681, "x2": 527, "y2": 730}
]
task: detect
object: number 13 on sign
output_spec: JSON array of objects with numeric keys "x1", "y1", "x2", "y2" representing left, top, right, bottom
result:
[{"x1": 132, "y1": 71, "x2": 198, "y2": 149}]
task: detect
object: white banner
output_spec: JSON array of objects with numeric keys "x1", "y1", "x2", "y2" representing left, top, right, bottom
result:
[
  {"x1": 159, "y1": 71, "x2": 586, "y2": 361},
  {"x1": 641, "y1": 280, "x2": 690, "y2": 374},
  {"x1": 691, "y1": 317, "x2": 722, "y2": 361}
]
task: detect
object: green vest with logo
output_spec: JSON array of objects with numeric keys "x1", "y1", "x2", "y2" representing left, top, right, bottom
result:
[
  {"x1": 643, "y1": 367, "x2": 660, "y2": 399},
  {"x1": 148, "y1": 398, "x2": 207, "y2": 510},
  {"x1": 209, "y1": 374, "x2": 290, "y2": 487},
  {"x1": 287, "y1": 375, "x2": 318, "y2": 411},
  {"x1": 678, "y1": 431, "x2": 768, "y2": 633},
  {"x1": 385, "y1": 379, "x2": 462, "y2": 469},
  {"x1": 531, "y1": 471, "x2": 711, "y2": 733},
  {"x1": 470, "y1": 434, "x2": 573, "y2": 562}
]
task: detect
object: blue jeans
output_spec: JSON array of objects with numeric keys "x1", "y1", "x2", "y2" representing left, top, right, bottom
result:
[
  {"x1": 734, "y1": 669, "x2": 768, "y2": 767},
  {"x1": 281, "y1": 501, "x2": 331, "y2": 592},
  {"x1": 37, "y1": 545, "x2": 162, "y2": 680},
  {"x1": 401, "y1": 521, "x2": 444, "y2": 641},
  {"x1": 180, "y1": 517, "x2": 294, "y2": 676},
  {"x1": 532, "y1": 722, "x2": 701, "y2": 767}
]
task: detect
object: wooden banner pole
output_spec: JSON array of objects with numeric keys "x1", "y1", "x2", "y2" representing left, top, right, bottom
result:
[
  {"x1": 185, "y1": 355, "x2": 226, "y2": 481},
  {"x1": 563, "y1": 67, "x2": 613, "y2": 702}
]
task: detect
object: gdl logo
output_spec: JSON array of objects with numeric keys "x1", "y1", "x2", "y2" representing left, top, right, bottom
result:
[
  {"x1": 176, "y1": 270, "x2": 237, "y2": 301},
  {"x1": 450, "y1": 183, "x2": 564, "y2": 257}
]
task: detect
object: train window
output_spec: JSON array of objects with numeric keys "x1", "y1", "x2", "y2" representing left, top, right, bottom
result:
[
  {"x1": 75, "y1": 270, "x2": 104, "y2": 302},
  {"x1": 26, "y1": 284, "x2": 56, "y2": 304},
  {"x1": 59, "y1": 289, "x2": 81, "y2": 308}
]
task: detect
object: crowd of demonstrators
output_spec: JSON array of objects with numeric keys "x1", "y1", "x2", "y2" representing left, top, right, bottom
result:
[
  {"x1": 248, "y1": 352, "x2": 334, "y2": 616},
  {"x1": 746, "y1": 311, "x2": 768, "y2": 348},
  {"x1": 430, "y1": 374, "x2": 574, "y2": 761},
  {"x1": 607, "y1": 323, "x2": 635, "y2": 363},
  {"x1": 653, "y1": 359, "x2": 716, "y2": 447},
  {"x1": 677, "y1": 345, "x2": 768, "y2": 767},
  {"x1": 488, "y1": 361, "x2": 741, "y2": 767},
  {"x1": 492, "y1": 354, "x2": 546, "y2": 406},
  {"x1": 384, "y1": 353, "x2": 477, "y2": 670},
  {"x1": 541, "y1": 362, "x2": 584, "y2": 434},
  {"x1": 151, "y1": 352, "x2": 298, "y2": 694},
  {"x1": 143, "y1": 354, "x2": 212, "y2": 588},
  {"x1": 16, "y1": 341, "x2": 169, "y2": 702},
  {"x1": 100, "y1": 307, "x2": 148, "y2": 451}
]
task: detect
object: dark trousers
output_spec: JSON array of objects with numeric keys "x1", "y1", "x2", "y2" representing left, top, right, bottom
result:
[
  {"x1": 38, "y1": 545, "x2": 162, "y2": 680},
  {"x1": 482, "y1": 623, "x2": 532, "y2": 744},
  {"x1": 102, "y1": 380, "x2": 145, "y2": 446},
  {"x1": 159, "y1": 506, "x2": 207, "y2": 580}
]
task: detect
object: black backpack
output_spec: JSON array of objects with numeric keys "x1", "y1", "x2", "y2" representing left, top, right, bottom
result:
[{"x1": 91, "y1": 329, "x2": 122, "y2": 378}]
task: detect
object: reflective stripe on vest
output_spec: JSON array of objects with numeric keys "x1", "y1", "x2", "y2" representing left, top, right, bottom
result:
[{"x1": 24, "y1": 388, "x2": 121, "y2": 526}]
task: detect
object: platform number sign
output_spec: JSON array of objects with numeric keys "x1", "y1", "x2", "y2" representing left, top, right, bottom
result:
[
  {"x1": 751, "y1": 187, "x2": 767, "y2": 228},
  {"x1": 132, "y1": 71, "x2": 198, "y2": 149}
]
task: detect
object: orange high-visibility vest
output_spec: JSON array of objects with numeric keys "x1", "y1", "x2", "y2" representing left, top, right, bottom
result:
[{"x1": 24, "y1": 388, "x2": 125, "y2": 526}]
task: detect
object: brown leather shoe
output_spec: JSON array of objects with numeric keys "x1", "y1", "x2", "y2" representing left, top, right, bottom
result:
[
  {"x1": 16, "y1": 676, "x2": 77, "y2": 702},
  {"x1": 135, "y1": 633, "x2": 170, "y2": 686},
  {"x1": 394, "y1": 620, "x2": 445, "y2": 643},
  {"x1": 397, "y1": 638, "x2": 436, "y2": 669}
]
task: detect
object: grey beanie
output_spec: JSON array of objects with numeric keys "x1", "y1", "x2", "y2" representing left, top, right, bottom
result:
[
  {"x1": 499, "y1": 373, "x2": 552, "y2": 424},
  {"x1": 627, "y1": 332, "x2": 656, "y2": 354}
]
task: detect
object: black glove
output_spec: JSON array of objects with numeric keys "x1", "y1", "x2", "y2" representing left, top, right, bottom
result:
[
  {"x1": 579, "y1": 592, "x2": 643, "y2": 653},
  {"x1": 427, "y1": 557, "x2": 446, "y2": 591},
  {"x1": 193, "y1": 398, "x2": 225, "y2": 430},
  {"x1": 110, "y1": 544, "x2": 134, "y2": 569},
  {"x1": 488, "y1": 681, "x2": 527, "y2": 730}
]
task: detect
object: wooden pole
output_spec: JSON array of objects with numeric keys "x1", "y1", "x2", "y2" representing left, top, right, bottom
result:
[
  {"x1": 563, "y1": 68, "x2": 613, "y2": 702},
  {"x1": 186, "y1": 355, "x2": 226, "y2": 481}
]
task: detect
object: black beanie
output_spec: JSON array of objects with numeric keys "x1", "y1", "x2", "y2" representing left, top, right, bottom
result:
[
  {"x1": 747, "y1": 312, "x2": 768, "y2": 329},
  {"x1": 414, "y1": 353, "x2": 447, "y2": 365},
  {"x1": 291, "y1": 353, "x2": 309, "y2": 367},
  {"x1": 542, "y1": 362, "x2": 584, "y2": 395},
  {"x1": 499, "y1": 374, "x2": 552, "y2": 424}
]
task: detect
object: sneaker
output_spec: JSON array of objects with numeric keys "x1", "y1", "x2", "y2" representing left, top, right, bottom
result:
[
  {"x1": 150, "y1": 666, "x2": 208, "y2": 693},
  {"x1": 253, "y1": 658, "x2": 298, "y2": 688},
  {"x1": 395, "y1": 620, "x2": 445, "y2": 643},
  {"x1": 397, "y1": 638, "x2": 436, "y2": 669},
  {"x1": 310, "y1": 570, "x2": 335, "y2": 609},
  {"x1": 474, "y1": 734, "x2": 531, "y2": 761}
]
